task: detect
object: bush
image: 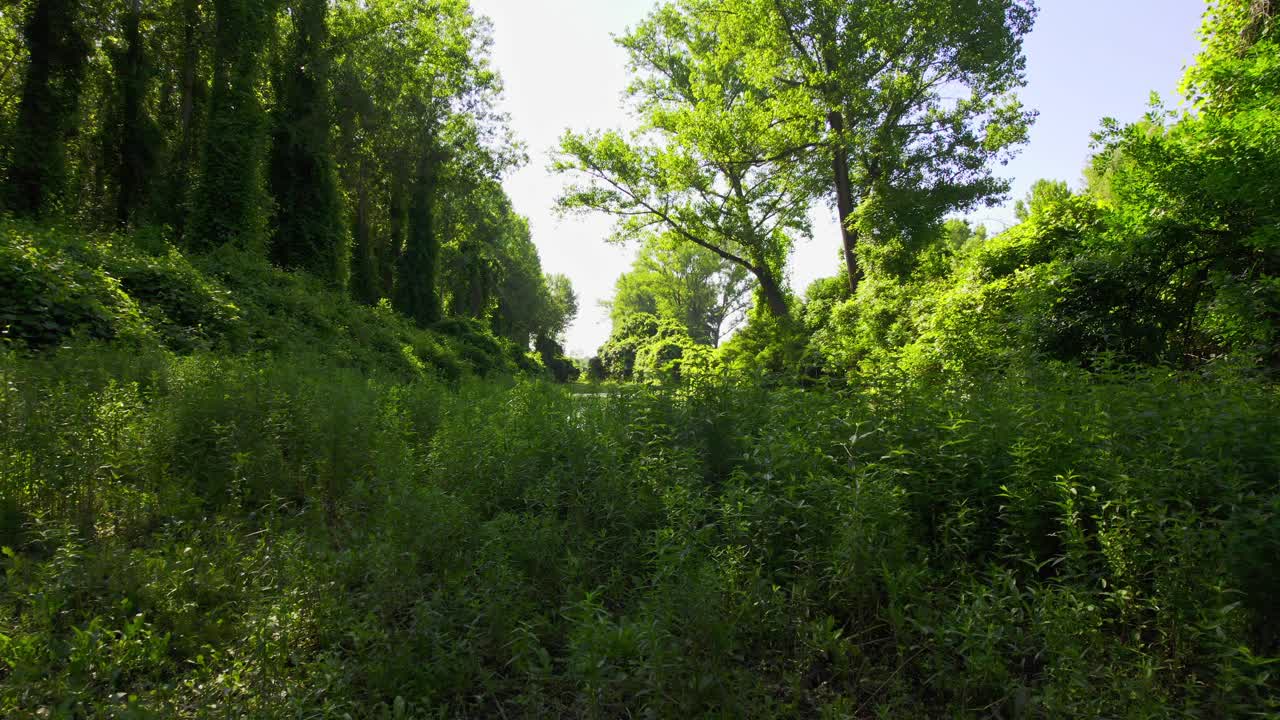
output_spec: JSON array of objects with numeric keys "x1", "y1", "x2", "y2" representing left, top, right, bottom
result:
[{"x1": 0, "y1": 220, "x2": 525, "y2": 381}]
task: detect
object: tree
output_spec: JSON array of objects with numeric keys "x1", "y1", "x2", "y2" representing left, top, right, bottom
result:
[
  {"x1": 395, "y1": 150, "x2": 443, "y2": 325},
  {"x1": 268, "y1": 0, "x2": 347, "y2": 284},
  {"x1": 609, "y1": 233, "x2": 754, "y2": 346},
  {"x1": 190, "y1": 0, "x2": 279, "y2": 249},
  {"x1": 555, "y1": 5, "x2": 812, "y2": 319},
  {"x1": 532, "y1": 272, "x2": 579, "y2": 382},
  {"x1": 1013, "y1": 179, "x2": 1071, "y2": 221},
  {"x1": 439, "y1": 189, "x2": 502, "y2": 320},
  {"x1": 148, "y1": 0, "x2": 210, "y2": 239},
  {"x1": 6, "y1": 0, "x2": 88, "y2": 216},
  {"x1": 107, "y1": 0, "x2": 160, "y2": 227},
  {"x1": 541, "y1": 272, "x2": 579, "y2": 343},
  {"x1": 487, "y1": 212, "x2": 550, "y2": 347},
  {"x1": 716, "y1": 0, "x2": 1037, "y2": 291}
]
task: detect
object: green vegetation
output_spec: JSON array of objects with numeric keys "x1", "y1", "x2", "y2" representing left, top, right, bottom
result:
[
  {"x1": 2, "y1": 0, "x2": 1278, "y2": 717},
  {"x1": 3, "y1": 350, "x2": 1277, "y2": 717},
  {"x1": 0, "y1": 220, "x2": 530, "y2": 378}
]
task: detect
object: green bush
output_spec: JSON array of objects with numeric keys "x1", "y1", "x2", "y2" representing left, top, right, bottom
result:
[
  {"x1": 1, "y1": 221, "x2": 159, "y2": 348},
  {"x1": 0, "y1": 220, "x2": 526, "y2": 381}
]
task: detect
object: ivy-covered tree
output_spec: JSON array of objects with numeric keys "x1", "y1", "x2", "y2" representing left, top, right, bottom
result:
[
  {"x1": 395, "y1": 150, "x2": 443, "y2": 325},
  {"x1": 268, "y1": 0, "x2": 347, "y2": 284},
  {"x1": 190, "y1": 0, "x2": 279, "y2": 249},
  {"x1": 106, "y1": 0, "x2": 160, "y2": 227},
  {"x1": 6, "y1": 0, "x2": 88, "y2": 216}
]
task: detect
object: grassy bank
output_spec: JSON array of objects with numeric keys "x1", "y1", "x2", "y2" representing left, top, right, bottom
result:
[{"x1": 0, "y1": 220, "x2": 533, "y2": 381}]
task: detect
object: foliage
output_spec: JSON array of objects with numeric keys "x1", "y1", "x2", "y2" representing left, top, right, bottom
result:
[
  {"x1": 555, "y1": 3, "x2": 815, "y2": 318},
  {"x1": 0, "y1": 219, "x2": 526, "y2": 378},
  {"x1": 1, "y1": 351, "x2": 1276, "y2": 717},
  {"x1": 609, "y1": 233, "x2": 754, "y2": 347},
  {"x1": 0, "y1": 220, "x2": 235, "y2": 351},
  {"x1": 593, "y1": 311, "x2": 718, "y2": 385}
]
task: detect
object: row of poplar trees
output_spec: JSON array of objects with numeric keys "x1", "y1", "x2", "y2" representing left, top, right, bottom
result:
[{"x1": 0, "y1": 0, "x2": 560, "y2": 342}]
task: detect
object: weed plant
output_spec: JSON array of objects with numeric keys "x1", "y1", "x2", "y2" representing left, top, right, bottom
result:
[{"x1": 1, "y1": 345, "x2": 1276, "y2": 718}]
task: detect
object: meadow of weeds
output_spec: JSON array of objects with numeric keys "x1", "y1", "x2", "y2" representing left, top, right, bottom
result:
[{"x1": 2, "y1": 345, "x2": 1276, "y2": 718}]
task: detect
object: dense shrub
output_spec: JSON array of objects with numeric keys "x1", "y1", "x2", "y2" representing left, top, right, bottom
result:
[
  {"x1": 2, "y1": 346, "x2": 1276, "y2": 717},
  {"x1": 534, "y1": 334, "x2": 581, "y2": 383},
  {"x1": 598, "y1": 312, "x2": 725, "y2": 384},
  {"x1": 0, "y1": 220, "x2": 526, "y2": 379}
]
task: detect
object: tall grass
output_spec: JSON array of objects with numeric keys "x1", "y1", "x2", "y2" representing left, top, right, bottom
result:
[{"x1": 1, "y1": 346, "x2": 1277, "y2": 717}]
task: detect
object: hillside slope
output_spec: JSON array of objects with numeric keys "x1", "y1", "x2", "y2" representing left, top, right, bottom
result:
[{"x1": 0, "y1": 220, "x2": 534, "y2": 379}]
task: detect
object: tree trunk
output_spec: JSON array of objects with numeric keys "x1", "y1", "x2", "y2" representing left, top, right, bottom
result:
[
  {"x1": 468, "y1": 257, "x2": 486, "y2": 318},
  {"x1": 394, "y1": 156, "x2": 441, "y2": 326},
  {"x1": 756, "y1": 269, "x2": 790, "y2": 318},
  {"x1": 116, "y1": 0, "x2": 153, "y2": 226},
  {"x1": 350, "y1": 178, "x2": 378, "y2": 304},
  {"x1": 828, "y1": 110, "x2": 861, "y2": 294},
  {"x1": 7, "y1": 0, "x2": 88, "y2": 216},
  {"x1": 166, "y1": 0, "x2": 201, "y2": 238},
  {"x1": 385, "y1": 173, "x2": 406, "y2": 298}
]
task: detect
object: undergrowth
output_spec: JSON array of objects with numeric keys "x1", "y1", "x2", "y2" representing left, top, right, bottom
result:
[
  {"x1": 1, "y1": 345, "x2": 1276, "y2": 718},
  {"x1": 0, "y1": 219, "x2": 530, "y2": 379}
]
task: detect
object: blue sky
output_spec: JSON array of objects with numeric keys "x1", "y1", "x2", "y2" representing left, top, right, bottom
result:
[{"x1": 467, "y1": 0, "x2": 1209, "y2": 356}]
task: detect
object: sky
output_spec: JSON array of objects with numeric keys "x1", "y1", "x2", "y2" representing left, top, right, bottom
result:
[{"x1": 467, "y1": 0, "x2": 1209, "y2": 357}]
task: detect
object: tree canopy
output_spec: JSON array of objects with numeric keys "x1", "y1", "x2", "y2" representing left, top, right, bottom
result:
[{"x1": 0, "y1": 0, "x2": 574, "y2": 357}]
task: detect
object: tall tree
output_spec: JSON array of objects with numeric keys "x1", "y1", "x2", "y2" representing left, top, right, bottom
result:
[
  {"x1": 439, "y1": 178, "x2": 505, "y2": 320},
  {"x1": 190, "y1": 0, "x2": 278, "y2": 249},
  {"x1": 6, "y1": 0, "x2": 88, "y2": 216},
  {"x1": 556, "y1": 6, "x2": 812, "y2": 319},
  {"x1": 159, "y1": 0, "x2": 207, "y2": 238},
  {"x1": 268, "y1": 0, "x2": 346, "y2": 283},
  {"x1": 394, "y1": 148, "x2": 442, "y2": 325},
  {"x1": 110, "y1": 0, "x2": 159, "y2": 226},
  {"x1": 719, "y1": 0, "x2": 1036, "y2": 291}
]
